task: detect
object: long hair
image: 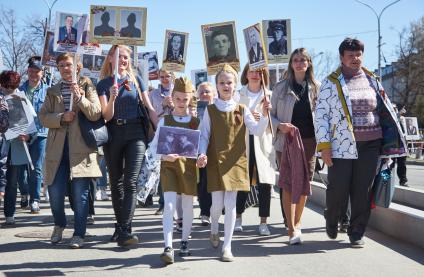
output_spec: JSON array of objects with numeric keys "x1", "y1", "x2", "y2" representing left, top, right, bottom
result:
[
  {"x1": 283, "y1": 48, "x2": 319, "y2": 109},
  {"x1": 99, "y1": 45, "x2": 139, "y2": 90}
]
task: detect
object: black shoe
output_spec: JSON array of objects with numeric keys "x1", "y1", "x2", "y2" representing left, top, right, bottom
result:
[
  {"x1": 399, "y1": 181, "x2": 409, "y2": 187},
  {"x1": 160, "y1": 247, "x2": 174, "y2": 264},
  {"x1": 349, "y1": 234, "x2": 365, "y2": 248},
  {"x1": 326, "y1": 222, "x2": 338, "y2": 239},
  {"x1": 20, "y1": 197, "x2": 29, "y2": 209},
  {"x1": 110, "y1": 223, "x2": 119, "y2": 242},
  {"x1": 175, "y1": 220, "x2": 182, "y2": 233},
  {"x1": 155, "y1": 207, "x2": 164, "y2": 215},
  {"x1": 179, "y1": 241, "x2": 191, "y2": 257},
  {"x1": 117, "y1": 225, "x2": 138, "y2": 247}
]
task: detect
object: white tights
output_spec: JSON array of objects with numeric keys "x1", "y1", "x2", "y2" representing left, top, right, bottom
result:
[
  {"x1": 163, "y1": 192, "x2": 193, "y2": 248},
  {"x1": 210, "y1": 191, "x2": 237, "y2": 252}
]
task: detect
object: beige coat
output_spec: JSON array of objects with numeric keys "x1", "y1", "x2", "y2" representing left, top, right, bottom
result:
[
  {"x1": 238, "y1": 86, "x2": 277, "y2": 186},
  {"x1": 39, "y1": 77, "x2": 102, "y2": 186}
]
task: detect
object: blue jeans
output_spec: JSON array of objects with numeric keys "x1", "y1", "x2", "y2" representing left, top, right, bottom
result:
[
  {"x1": 48, "y1": 139, "x2": 90, "y2": 238},
  {"x1": 27, "y1": 137, "x2": 46, "y2": 203},
  {"x1": 4, "y1": 164, "x2": 28, "y2": 217},
  {"x1": 96, "y1": 156, "x2": 108, "y2": 189}
]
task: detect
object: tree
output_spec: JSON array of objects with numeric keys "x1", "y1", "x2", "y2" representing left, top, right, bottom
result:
[
  {"x1": 392, "y1": 17, "x2": 424, "y2": 124},
  {"x1": 0, "y1": 7, "x2": 34, "y2": 76},
  {"x1": 311, "y1": 50, "x2": 339, "y2": 82}
]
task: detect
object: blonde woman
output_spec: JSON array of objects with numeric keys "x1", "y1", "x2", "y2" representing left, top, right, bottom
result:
[
  {"x1": 97, "y1": 45, "x2": 157, "y2": 247},
  {"x1": 270, "y1": 48, "x2": 320, "y2": 245}
]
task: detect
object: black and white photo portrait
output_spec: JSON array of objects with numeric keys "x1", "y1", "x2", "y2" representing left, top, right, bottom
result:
[
  {"x1": 120, "y1": 10, "x2": 142, "y2": 38},
  {"x1": 139, "y1": 51, "x2": 159, "y2": 80},
  {"x1": 94, "y1": 55, "x2": 105, "y2": 71},
  {"x1": 195, "y1": 71, "x2": 208, "y2": 89},
  {"x1": 93, "y1": 9, "x2": 116, "y2": 37},
  {"x1": 202, "y1": 21, "x2": 239, "y2": 74},
  {"x1": 165, "y1": 33, "x2": 185, "y2": 64},
  {"x1": 162, "y1": 30, "x2": 189, "y2": 72},
  {"x1": 243, "y1": 23, "x2": 267, "y2": 69},
  {"x1": 156, "y1": 126, "x2": 200, "y2": 159},
  {"x1": 262, "y1": 19, "x2": 291, "y2": 64},
  {"x1": 82, "y1": 54, "x2": 94, "y2": 70}
]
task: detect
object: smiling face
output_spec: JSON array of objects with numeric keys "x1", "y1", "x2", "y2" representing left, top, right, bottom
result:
[
  {"x1": 216, "y1": 72, "x2": 236, "y2": 101},
  {"x1": 341, "y1": 50, "x2": 363, "y2": 71},
  {"x1": 109, "y1": 47, "x2": 130, "y2": 73},
  {"x1": 198, "y1": 83, "x2": 214, "y2": 103},
  {"x1": 27, "y1": 67, "x2": 43, "y2": 87},
  {"x1": 212, "y1": 34, "x2": 231, "y2": 58}
]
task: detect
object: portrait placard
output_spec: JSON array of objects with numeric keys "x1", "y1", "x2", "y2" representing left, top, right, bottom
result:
[
  {"x1": 262, "y1": 19, "x2": 291, "y2": 64},
  {"x1": 89, "y1": 5, "x2": 147, "y2": 46},
  {"x1": 268, "y1": 64, "x2": 287, "y2": 90},
  {"x1": 54, "y1": 12, "x2": 87, "y2": 53},
  {"x1": 41, "y1": 31, "x2": 59, "y2": 67},
  {"x1": 201, "y1": 21, "x2": 240, "y2": 75},
  {"x1": 136, "y1": 59, "x2": 149, "y2": 89},
  {"x1": 139, "y1": 51, "x2": 159, "y2": 80},
  {"x1": 191, "y1": 69, "x2": 209, "y2": 90},
  {"x1": 80, "y1": 54, "x2": 106, "y2": 86},
  {"x1": 77, "y1": 15, "x2": 102, "y2": 56},
  {"x1": 4, "y1": 91, "x2": 37, "y2": 140},
  {"x1": 156, "y1": 126, "x2": 200, "y2": 159},
  {"x1": 243, "y1": 23, "x2": 267, "y2": 70},
  {"x1": 162, "y1": 30, "x2": 189, "y2": 73},
  {"x1": 401, "y1": 117, "x2": 420, "y2": 141}
]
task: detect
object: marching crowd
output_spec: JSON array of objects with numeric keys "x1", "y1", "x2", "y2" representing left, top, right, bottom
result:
[{"x1": 0, "y1": 37, "x2": 407, "y2": 265}]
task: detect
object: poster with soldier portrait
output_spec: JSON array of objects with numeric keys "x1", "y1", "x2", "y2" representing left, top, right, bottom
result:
[
  {"x1": 89, "y1": 5, "x2": 147, "y2": 46},
  {"x1": 201, "y1": 21, "x2": 240, "y2": 75},
  {"x1": 262, "y1": 19, "x2": 291, "y2": 64},
  {"x1": 243, "y1": 23, "x2": 267, "y2": 70},
  {"x1": 162, "y1": 30, "x2": 189, "y2": 73},
  {"x1": 139, "y1": 51, "x2": 159, "y2": 80},
  {"x1": 41, "y1": 31, "x2": 59, "y2": 67},
  {"x1": 401, "y1": 117, "x2": 420, "y2": 140},
  {"x1": 156, "y1": 126, "x2": 200, "y2": 159},
  {"x1": 54, "y1": 12, "x2": 87, "y2": 53},
  {"x1": 79, "y1": 54, "x2": 106, "y2": 86},
  {"x1": 191, "y1": 69, "x2": 210, "y2": 90}
]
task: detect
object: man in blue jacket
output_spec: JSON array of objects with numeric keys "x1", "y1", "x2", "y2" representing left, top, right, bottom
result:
[{"x1": 19, "y1": 56, "x2": 49, "y2": 213}]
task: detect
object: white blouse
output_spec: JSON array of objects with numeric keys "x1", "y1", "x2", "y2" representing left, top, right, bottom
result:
[{"x1": 199, "y1": 98, "x2": 268, "y2": 155}]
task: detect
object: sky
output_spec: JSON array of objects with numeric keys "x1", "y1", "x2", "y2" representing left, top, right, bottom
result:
[{"x1": 1, "y1": 0, "x2": 423, "y2": 81}]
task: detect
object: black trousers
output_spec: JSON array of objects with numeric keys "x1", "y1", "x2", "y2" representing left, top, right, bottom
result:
[
  {"x1": 325, "y1": 139, "x2": 381, "y2": 238},
  {"x1": 104, "y1": 123, "x2": 146, "y2": 227},
  {"x1": 236, "y1": 135, "x2": 271, "y2": 218},
  {"x1": 198, "y1": 167, "x2": 212, "y2": 216},
  {"x1": 392, "y1": 156, "x2": 407, "y2": 184}
]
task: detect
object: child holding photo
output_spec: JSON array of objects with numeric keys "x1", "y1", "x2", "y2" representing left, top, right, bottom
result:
[
  {"x1": 197, "y1": 64, "x2": 271, "y2": 262},
  {"x1": 149, "y1": 77, "x2": 200, "y2": 265}
]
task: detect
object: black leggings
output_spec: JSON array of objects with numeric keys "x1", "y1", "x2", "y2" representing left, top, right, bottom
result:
[
  {"x1": 104, "y1": 124, "x2": 146, "y2": 227},
  {"x1": 236, "y1": 135, "x2": 271, "y2": 217}
]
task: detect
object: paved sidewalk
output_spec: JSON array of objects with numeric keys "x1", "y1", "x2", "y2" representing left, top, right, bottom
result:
[{"x1": 0, "y1": 196, "x2": 423, "y2": 277}]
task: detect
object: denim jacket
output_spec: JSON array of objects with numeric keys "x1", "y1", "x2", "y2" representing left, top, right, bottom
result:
[{"x1": 19, "y1": 81, "x2": 49, "y2": 137}]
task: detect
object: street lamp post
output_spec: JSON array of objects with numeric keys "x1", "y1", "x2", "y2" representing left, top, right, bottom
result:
[
  {"x1": 43, "y1": 0, "x2": 58, "y2": 32},
  {"x1": 354, "y1": 0, "x2": 401, "y2": 78}
]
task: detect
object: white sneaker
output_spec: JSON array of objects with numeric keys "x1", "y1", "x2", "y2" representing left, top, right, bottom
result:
[
  {"x1": 69, "y1": 236, "x2": 84, "y2": 249},
  {"x1": 200, "y1": 215, "x2": 210, "y2": 226},
  {"x1": 96, "y1": 189, "x2": 109, "y2": 201},
  {"x1": 289, "y1": 229, "x2": 302, "y2": 245},
  {"x1": 87, "y1": 214, "x2": 95, "y2": 225},
  {"x1": 44, "y1": 190, "x2": 50, "y2": 202},
  {"x1": 258, "y1": 223, "x2": 271, "y2": 236},
  {"x1": 51, "y1": 226, "x2": 65, "y2": 244},
  {"x1": 100, "y1": 189, "x2": 109, "y2": 200},
  {"x1": 234, "y1": 217, "x2": 243, "y2": 232}
]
